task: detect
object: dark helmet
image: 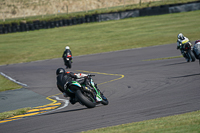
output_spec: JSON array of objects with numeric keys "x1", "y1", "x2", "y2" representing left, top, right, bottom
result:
[
  {"x1": 195, "y1": 40, "x2": 200, "y2": 44},
  {"x1": 56, "y1": 68, "x2": 65, "y2": 75}
]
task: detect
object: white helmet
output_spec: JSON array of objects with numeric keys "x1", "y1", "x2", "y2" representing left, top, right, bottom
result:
[
  {"x1": 65, "y1": 46, "x2": 70, "y2": 50},
  {"x1": 177, "y1": 33, "x2": 184, "y2": 40}
]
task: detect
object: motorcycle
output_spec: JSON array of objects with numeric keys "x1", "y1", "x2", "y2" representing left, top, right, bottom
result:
[
  {"x1": 193, "y1": 42, "x2": 200, "y2": 65},
  {"x1": 65, "y1": 54, "x2": 72, "y2": 69},
  {"x1": 181, "y1": 42, "x2": 195, "y2": 62},
  {"x1": 66, "y1": 74, "x2": 109, "y2": 108}
]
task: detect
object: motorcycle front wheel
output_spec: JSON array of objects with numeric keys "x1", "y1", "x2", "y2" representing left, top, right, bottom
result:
[
  {"x1": 100, "y1": 92, "x2": 109, "y2": 105},
  {"x1": 188, "y1": 50, "x2": 195, "y2": 62}
]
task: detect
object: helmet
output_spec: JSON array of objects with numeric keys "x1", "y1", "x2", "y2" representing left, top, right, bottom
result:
[
  {"x1": 195, "y1": 40, "x2": 200, "y2": 44},
  {"x1": 177, "y1": 33, "x2": 184, "y2": 40},
  {"x1": 65, "y1": 46, "x2": 70, "y2": 50},
  {"x1": 56, "y1": 68, "x2": 65, "y2": 75}
]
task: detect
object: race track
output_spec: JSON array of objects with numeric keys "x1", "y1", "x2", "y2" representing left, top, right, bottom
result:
[{"x1": 0, "y1": 43, "x2": 200, "y2": 133}]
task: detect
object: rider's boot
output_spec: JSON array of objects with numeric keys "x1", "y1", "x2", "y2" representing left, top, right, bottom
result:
[
  {"x1": 63, "y1": 92, "x2": 68, "y2": 97},
  {"x1": 69, "y1": 97, "x2": 77, "y2": 105}
]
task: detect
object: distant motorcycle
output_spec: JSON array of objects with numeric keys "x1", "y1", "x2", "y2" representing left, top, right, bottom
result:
[
  {"x1": 67, "y1": 74, "x2": 109, "y2": 108},
  {"x1": 64, "y1": 54, "x2": 72, "y2": 69},
  {"x1": 181, "y1": 42, "x2": 195, "y2": 62}
]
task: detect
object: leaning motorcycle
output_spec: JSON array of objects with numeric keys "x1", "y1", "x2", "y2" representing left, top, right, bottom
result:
[
  {"x1": 65, "y1": 54, "x2": 72, "y2": 69},
  {"x1": 193, "y1": 42, "x2": 200, "y2": 65},
  {"x1": 67, "y1": 74, "x2": 109, "y2": 108},
  {"x1": 181, "y1": 42, "x2": 195, "y2": 62}
]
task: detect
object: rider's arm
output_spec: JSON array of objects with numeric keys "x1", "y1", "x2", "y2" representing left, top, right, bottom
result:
[
  {"x1": 66, "y1": 72, "x2": 77, "y2": 79},
  {"x1": 62, "y1": 51, "x2": 66, "y2": 58},
  {"x1": 177, "y1": 41, "x2": 181, "y2": 49},
  {"x1": 75, "y1": 73, "x2": 88, "y2": 78},
  {"x1": 70, "y1": 50, "x2": 72, "y2": 56}
]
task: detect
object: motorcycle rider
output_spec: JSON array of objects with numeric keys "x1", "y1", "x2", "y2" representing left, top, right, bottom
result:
[
  {"x1": 62, "y1": 46, "x2": 73, "y2": 68},
  {"x1": 193, "y1": 40, "x2": 200, "y2": 59},
  {"x1": 194, "y1": 40, "x2": 200, "y2": 45},
  {"x1": 56, "y1": 68, "x2": 88, "y2": 104},
  {"x1": 177, "y1": 33, "x2": 192, "y2": 62}
]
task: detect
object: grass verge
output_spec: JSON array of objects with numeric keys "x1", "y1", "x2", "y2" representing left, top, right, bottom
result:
[
  {"x1": 0, "y1": 107, "x2": 32, "y2": 120},
  {"x1": 0, "y1": 74, "x2": 22, "y2": 92},
  {"x1": 82, "y1": 110, "x2": 200, "y2": 133}
]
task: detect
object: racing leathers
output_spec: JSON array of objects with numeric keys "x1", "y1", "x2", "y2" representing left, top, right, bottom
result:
[
  {"x1": 62, "y1": 49, "x2": 73, "y2": 66},
  {"x1": 56, "y1": 72, "x2": 88, "y2": 104}
]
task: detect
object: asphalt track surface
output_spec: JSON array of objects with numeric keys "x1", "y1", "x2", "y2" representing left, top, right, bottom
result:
[{"x1": 0, "y1": 43, "x2": 200, "y2": 133}]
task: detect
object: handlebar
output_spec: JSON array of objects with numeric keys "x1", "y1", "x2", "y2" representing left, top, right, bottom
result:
[{"x1": 87, "y1": 74, "x2": 95, "y2": 77}]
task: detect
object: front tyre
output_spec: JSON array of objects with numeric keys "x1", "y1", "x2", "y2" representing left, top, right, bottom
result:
[
  {"x1": 100, "y1": 93, "x2": 109, "y2": 105},
  {"x1": 188, "y1": 50, "x2": 195, "y2": 62},
  {"x1": 75, "y1": 90, "x2": 96, "y2": 108}
]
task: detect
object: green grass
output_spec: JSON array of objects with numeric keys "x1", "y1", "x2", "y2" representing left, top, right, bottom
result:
[
  {"x1": 82, "y1": 110, "x2": 200, "y2": 133},
  {"x1": 0, "y1": 107, "x2": 32, "y2": 120},
  {"x1": 0, "y1": 75, "x2": 22, "y2": 92},
  {"x1": 0, "y1": 10, "x2": 200, "y2": 65}
]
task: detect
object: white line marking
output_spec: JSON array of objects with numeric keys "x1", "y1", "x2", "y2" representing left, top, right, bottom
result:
[
  {"x1": 41, "y1": 96, "x2": 69, "y2": 114},
  {"x1": 0, "y1": 72, "x2": 28, "y2": 87}
]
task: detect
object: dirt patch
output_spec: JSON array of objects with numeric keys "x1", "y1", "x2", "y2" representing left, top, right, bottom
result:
[{"x1": 0, "y1": 0, "x2": 160, "y2": 19}]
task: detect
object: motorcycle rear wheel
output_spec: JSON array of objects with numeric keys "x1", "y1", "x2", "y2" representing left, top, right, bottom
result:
[
  {"x1": 76, "y1": 90, "x2": 96, "y2": 108},
  {"x1": 66, "y1": 61, "x2": 71, "y2": 68}
]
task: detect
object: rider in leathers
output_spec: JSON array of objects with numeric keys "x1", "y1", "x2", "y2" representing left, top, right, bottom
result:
[
  {"x1": 177, "y1": 33, "x2": 192, "y2": 62},
  {"x1": 56, "y1": 68, "x2": 88, "y2": 104}
]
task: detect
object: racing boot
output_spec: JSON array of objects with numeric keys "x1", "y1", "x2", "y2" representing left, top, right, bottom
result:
[
  {"x1": 69, "y1": 97, "x2": 77, "y2": 105},
  {"x1": 63, "y1": 92, "x2": 68, "y2": 97}
]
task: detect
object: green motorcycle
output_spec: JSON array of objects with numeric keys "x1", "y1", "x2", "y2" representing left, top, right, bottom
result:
[{"x1": 67, "y1": 74, "x2": 109, "y2": 108}]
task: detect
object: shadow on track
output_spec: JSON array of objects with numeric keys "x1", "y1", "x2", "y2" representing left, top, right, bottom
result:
[
  {"x1": 170, "y1": 73, "x2": 200, "y2": 79},
  {"x1": 40, "y1": 105, "x2": 103, "y2": 116},
  {"x1": 41, "y1": 107, "x2": 88, "y2": 116},
  {"x1": 163, "y1": 61, "x2": 189, "y2": 66}
]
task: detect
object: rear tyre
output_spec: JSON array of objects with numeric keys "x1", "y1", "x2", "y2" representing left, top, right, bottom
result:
[
  {"x1": 66, "y1": 61, "x2": 72, "y2": 68},
  {"x1": 75, "y1": 90, "x2": 96, "y2": 108}
]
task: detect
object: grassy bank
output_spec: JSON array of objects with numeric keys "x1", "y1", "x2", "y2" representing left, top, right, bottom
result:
[
  {"x1": 0, "y1": 75, "x2": 22, "y2": 92},
  {"x1": 0, "y1": 107, "x2": 31, "y2": 120},
  {"x1": 0, "y1": 0, "x2": 198, "y2": 23},
  {"x1": 82, "y1": 110, "x2": 200, "y2": 133},
  {"x1": 0, "y1": 10, "x2": 200, "y2": 65}
]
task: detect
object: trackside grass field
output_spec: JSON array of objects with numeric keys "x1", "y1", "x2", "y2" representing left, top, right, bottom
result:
[
  {"x1": 0, "y1": 10, "x2": 200, "y2": 65},
  {"x1": 0, "y1": 75, "x2": 21, "y2": 92},
  {"x1": 82, "y1": 110, "x2": 200, "y2": 133}
]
